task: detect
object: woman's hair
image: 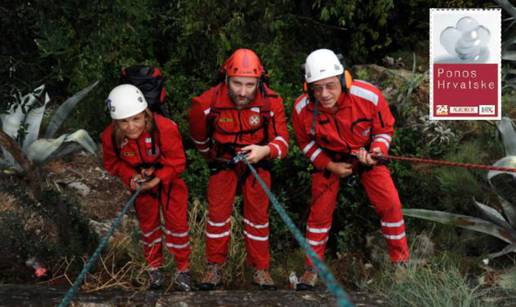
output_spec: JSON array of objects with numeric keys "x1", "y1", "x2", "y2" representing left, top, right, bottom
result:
[{"x1": 113, "y1": 108, "x2": 154, "y2": 149}]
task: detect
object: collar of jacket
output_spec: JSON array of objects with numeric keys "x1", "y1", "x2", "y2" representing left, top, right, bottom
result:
[{"x1": 211, "y1": 82, "x2": 267, "y2": 109}]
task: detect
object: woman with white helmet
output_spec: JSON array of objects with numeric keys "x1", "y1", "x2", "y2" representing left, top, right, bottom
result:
[{"x1": 101, "y1": 84, "x2": 192, "y2": 291}]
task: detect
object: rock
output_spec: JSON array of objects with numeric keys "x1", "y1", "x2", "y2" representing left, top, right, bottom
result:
[{"x1": 68, "y1": 181, "x2": 91, "y2": 197}]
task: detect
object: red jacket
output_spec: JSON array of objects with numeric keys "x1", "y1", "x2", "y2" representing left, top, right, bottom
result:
[
  {"x1": 292, "y1": 80, "x2": 395, "y2": 170},
  {"x1": 189, "y1": 83, "x2": 289, "y2": 160},
  {"x1": 101, "y1": 114, "x2": 186, "y2": 188}
]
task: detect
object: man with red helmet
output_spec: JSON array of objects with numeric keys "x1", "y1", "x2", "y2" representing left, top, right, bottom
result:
[
  {"x1": 292, "y1": 49, "x2": 410, "y2": 290},
  {"x1": 189, "y1": 48, "x2": 289, "y2": 290}
]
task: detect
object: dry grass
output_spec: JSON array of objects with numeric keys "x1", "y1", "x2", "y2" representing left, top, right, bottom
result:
[{"x1": 52, "y1": 197, "x2": 250, "y2": 291}]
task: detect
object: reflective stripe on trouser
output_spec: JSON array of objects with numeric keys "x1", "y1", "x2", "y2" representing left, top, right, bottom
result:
[
  {"x1": 361, "y1": 165, "x2": 409, "y2": 263},
  {"x1": 206, "y1": 166, "x2": 271, "y2": 269},
  {"x1": 304, "y1": 165, "x2": 410, "y2": 267},
  {"x1": 134, "y1": 178, "x2": 191, "y2": 270},
  {"x1": 305, "y1": 171, "x2": 339, "y2": 267}
]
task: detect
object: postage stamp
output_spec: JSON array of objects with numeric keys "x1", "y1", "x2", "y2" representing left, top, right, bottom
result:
[{"x1": 429, "y1": 8, "x2": 501, "y2": 120}]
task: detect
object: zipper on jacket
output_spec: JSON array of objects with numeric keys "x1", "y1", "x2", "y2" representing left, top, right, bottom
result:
[{"x1": 135, "y1": 138, "x2": 145, "y2": 164}]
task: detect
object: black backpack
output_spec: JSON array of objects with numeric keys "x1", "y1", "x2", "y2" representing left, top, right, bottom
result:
[{"x1": 120, "y1": 65, "x2": 168, "y2": 115}]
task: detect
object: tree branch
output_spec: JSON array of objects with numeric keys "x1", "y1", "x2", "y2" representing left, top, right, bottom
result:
[{"x1": 0, "y1": 129, "x2": 41, "y2": 199}]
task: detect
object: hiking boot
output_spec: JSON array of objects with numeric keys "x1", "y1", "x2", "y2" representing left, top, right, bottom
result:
[
  {"x1": 199, "y1": 263, "x2": 222, "y2": 290},
  {"x1": 174, "y1": 270, "x2": 192, "y2": 292},
  {"x1": 296, "y1": 268, "x2": 318, "y2": 291},
  {"x1": 148, "y1": 269, "x2": 163, "y2": 290},
  {"x1": 253, "y1": 269, "x2": 277, "y2": 290},
  {"x1": 393, "y1": 261, "x2": 410, "y2": 282}
]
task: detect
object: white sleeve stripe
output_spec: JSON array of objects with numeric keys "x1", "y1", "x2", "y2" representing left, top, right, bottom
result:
[
  {"x1": 310, "y1": 148, "x2": 322, "y2": 162},
  {"x1": 381, "y1": 220, "x2": 404, "y2": 227},
  {"x1": 350, "y1": 85, "x2": 378, "y2": 106},
  {"x1": 302, "y1": 141, "x2": 315, "y2": 154},
  {"x1": 203, "y1": 108, "x2": 211, "y2": 115},
  {"x1": 192, "y1": 137, "x2": 210, "y2": 145},
  {"x1": 274, "y1": 136, "x2": 289, "y2": 147},
  {"x1": 374, "y1": 134, "x2": 392, "y2": 142},
  {"x1": 271, "y1": 143, "x2": 282, "y2": 158},
  {"x1": 374, "y1": 138, "x2": 390, "y2": 148},
  {"x1": 295, "y1": 97, "x2": 309, "y2": 114}
]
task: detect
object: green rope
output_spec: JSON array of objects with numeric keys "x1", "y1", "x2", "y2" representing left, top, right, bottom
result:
[
  {"x1": 235, "y1": 154, "x2": 353, "y2": 307},
  {"x1": 58, "y1": 186, "x2": 142, "y2": 307}
]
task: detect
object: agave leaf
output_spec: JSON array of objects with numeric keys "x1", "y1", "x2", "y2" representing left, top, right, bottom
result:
[
  {"x1": 403, "y1": 208, "x2": 516, "y2": 244},
  {"x1": 496, "y1": 118, "x2": 516, "y2": 156},
  {"x1": 44, "y1": 81, "x2": 99, "y2": 138},
  {"x1": 488, "y1": 156, "x2": 516, "y2": 207},
  {"x1": 502, "y1": 51, "x2": 516, "y2": 62},
  {"x1": 48, "y1": 142, "x2": 82, "y2": 160},
  {"x1": 488, "y1": 243, "x2": 516, "y2": 259},
  {"x1": 26, "y1": 129, "x2": 97, "y2": 164},
  {"x1": 1, "y1": 100, "x2": 25, "y2": 140},
  {"x1": 473, "y1": 198, "x2": 512, "y2": 229},
  {"x1": 0, "y1": 85, "x2": 46, "y2": 140},
  {"x1": 497, "y1": 196, "x2": 516, "y2": 228},
  {"x1": 22, "y1": 92, "x2": 50, "y2": 151}
]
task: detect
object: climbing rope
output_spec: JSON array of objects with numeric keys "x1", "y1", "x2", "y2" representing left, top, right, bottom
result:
[
  {"x1": 234, "y1": 153, "x2": 353, "y2": 307},
  {"x1": 58, "y1": 186, "x2": 143, "y2": 307},
  {"x1": 377, "y1": 154, "x2": 516, "y2": 173}
]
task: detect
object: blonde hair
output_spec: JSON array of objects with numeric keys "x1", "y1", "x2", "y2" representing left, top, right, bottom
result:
[{"x1": 113, "y1": 108, "x2": 154, "y2": 149}]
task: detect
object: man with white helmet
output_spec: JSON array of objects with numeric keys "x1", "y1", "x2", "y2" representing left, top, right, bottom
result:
[
  {"x1": 292, "y1": 49, "x2": 410, "y2": 290},
  {"x1": 101, "y1": 84, "x2": 192, "y2": 291}
]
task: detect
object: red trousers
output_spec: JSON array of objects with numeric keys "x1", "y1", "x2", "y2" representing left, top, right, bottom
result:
[
  {"x1": 205, "y1": 164, "x2": 271, "y2": 269},
  {"x1": 305, "y1": 165, "x2": 409, "y2": 266},
  {"x1": 134, "y1": 178, "x2": 190, "y2": 271}
]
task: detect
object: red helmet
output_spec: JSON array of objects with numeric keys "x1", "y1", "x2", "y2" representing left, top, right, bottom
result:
[{"x1": 222, "y1": 48, "x2": 265, "y2": 78}]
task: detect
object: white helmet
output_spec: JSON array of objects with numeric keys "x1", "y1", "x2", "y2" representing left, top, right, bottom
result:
[
  {"x1": 106, "y1": 84, "x2": 148, "y2": 120},
  {"x1": 304, "y1": 49, "x2": 344, "y2": 83}
]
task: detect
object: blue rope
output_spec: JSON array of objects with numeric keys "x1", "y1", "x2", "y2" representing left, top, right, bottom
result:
[
  {"x1": 235, "y1": 154, "x2": 353, "y2": 307},
  {"x1": 58, "y1": 186, "x2": 142, "y2": 307}
]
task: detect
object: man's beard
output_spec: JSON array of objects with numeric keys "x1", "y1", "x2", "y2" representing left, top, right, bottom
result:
[{"x1": 228, "y1": 88, "x2": 256, "y2": 107}]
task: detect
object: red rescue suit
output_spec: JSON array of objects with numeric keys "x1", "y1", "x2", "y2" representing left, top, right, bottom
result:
[
  {"x1": 292, "y1": 80, "x2": 410, "y2": 265},
  {"x1": 101, "y1": 114, "x2": 190, "y2": 271},
  {"x1": 189, "y1": 83, "x2": 289, "y2": 269}
]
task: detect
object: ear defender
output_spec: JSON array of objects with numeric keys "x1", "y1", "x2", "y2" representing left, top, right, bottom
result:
[{"x1": 339, "y1": 70, "x2": 353, "y2": 93}]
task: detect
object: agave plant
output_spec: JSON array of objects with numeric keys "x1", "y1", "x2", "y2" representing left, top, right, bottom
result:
[
  {"x1": 495, "y1": 0, "x2": 516, "y2": 90},
  {"x1": 404, "y1": 117, "x2": 516, "y2": 260},
  {"x1": 0, "y1": 81, "x2": 98, "y2": 171}
]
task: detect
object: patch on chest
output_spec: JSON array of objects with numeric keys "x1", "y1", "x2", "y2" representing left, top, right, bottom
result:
[
  {"x1": 249, "y1": 114, "x2": 261, "y2": 126},
  {"x1": 122, "y1": 151, "x2": 136, "y2": 157},
  {"x1": 218, "y1": 117, "x2": 234, "y2": 123}
]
